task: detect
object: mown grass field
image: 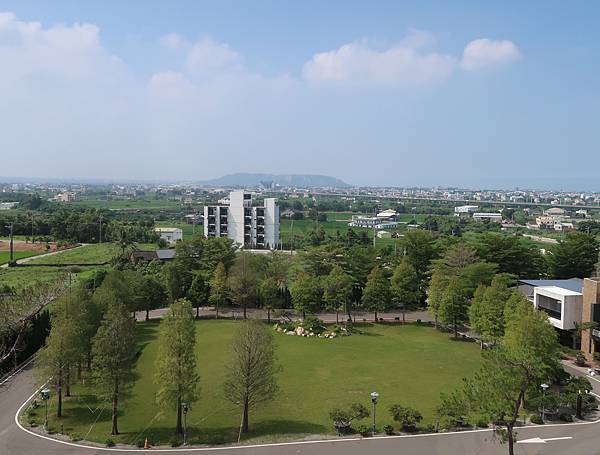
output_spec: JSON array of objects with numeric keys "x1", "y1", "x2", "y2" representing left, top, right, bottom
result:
[
  {"x1": 37, "y1": 320, "x2": 481, "y2": 446},
  {"x1": 26, "y1": 243, "x2": 122, "y2": 265},
  {"x1": 0, "y1": 251, "x2": 39, "y2": 264},
  {"x1": 0, "y1": 266, "x2": 104, "y2": 289}
]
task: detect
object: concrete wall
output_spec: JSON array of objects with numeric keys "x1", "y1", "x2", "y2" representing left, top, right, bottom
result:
[{"x1": 581, "y1": 278, "x2": 600, "y2": 360}]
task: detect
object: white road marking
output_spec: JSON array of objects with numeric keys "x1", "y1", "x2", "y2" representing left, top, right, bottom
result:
[
  {"x1": 517, "y1": 436, "x2": 573, "y2": 444},
  {"x1": 0, "y1": 356, "x2": 35, "y2": 386}
]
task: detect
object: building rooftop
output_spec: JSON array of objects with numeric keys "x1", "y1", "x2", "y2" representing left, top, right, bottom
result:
[
  {"x1": 535, "y1": 285, "x2": 583, "y2": 297},
  {"x1": 519, "y1": 278, "x2": 584, "y2": 294}
]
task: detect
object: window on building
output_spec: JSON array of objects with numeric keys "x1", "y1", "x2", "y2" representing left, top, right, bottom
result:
[{"x1": 537, "y1": 294, "x2": 562, "y2": 319}]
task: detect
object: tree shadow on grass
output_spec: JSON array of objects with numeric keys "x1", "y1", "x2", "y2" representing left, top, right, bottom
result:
[{"x1": 131, "y1": 421, "x2": 328, "y2": 446}]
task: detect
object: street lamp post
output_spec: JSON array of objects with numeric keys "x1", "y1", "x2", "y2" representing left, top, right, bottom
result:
[
  {"x1": 40, "y1": 388, "x2": 50, "y2": 430},
  {"x1": 181, "y1": 400, "x2": 189, "y2": 445},
  {"x1": 540, "y1": 383, "x2": 549, "y2": 422},
  {"x1": 370, "y1": 392, "x2": 379, "y2": 437}
]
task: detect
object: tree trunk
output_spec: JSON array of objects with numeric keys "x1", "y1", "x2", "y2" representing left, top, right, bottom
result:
[
  {"x1": 65, "y1": 369, "x2": 71, "y2": 397},
  {"x1": 111, "y1": 381, "x2": 119, "y2": 435},
  {"x1": 267, "y1": 308, "x2": 271, "y2": 324},
  {"x1": 57, "y1": 376, "x2": 63, "y2": 418},
  {"x1": 196, "y1": 305, "x2": 200, "y2": 319},
  {"x1": 216, "y1": 303, "x2": 219, "y2": 319},
  {"x1": 242, "y1": 397, "x2": 249, "y2": 433},
  {"x1": 507, "y1": 425, "x2": 514, "y2": 455},
  {"x1": 402, "y1": 309, "x2": 406, "y2": 324},
  {"x1": 336, "y1": 311, "x2": 339, "y2": 324},
  {"x1": 145, "y1": 309, "x2": 150, "y2": 321},
  {"x1": 175, "y1": 396, "x2": 183, "y2": 435},
  {"x1": 374, "y1": 311, "x2": 378, "y2": 322},
  {"x1": 454, "y1": 317, "x2": 458, "y2": 339},
  {"x1": 434, "y1": 315, "x2": 438, "y2": 329}
]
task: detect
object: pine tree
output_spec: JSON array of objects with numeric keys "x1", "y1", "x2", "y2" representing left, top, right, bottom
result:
[
  {"x1": 91, "y1": 300, "x2": 136, "y2": 435},
  {"x1": 155, "y1": 299, "x2": 200, "y2": 435},
  {"x1": 322, "y1": 265, "x2": 353, "y2": 324},
  {"x1": 390, "y1": 259, "x2": 419, "y2": 322},
  {"x1": 438, "y1": 277, "x2": 469, "y2": 339},
  {"x1": 223, "y1": 320, "x2": 279, "y2": 434}
]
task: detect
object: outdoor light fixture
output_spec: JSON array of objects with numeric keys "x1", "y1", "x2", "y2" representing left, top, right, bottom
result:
[
  {"x1": 370, "y1": 392, "x2": 379, "y2": 436},
  {"x1": 540, "y1": 383, "x2": 549, "y2": 422},
  {"x1": 181, "y1": 400, "x2": 190, "y2": 445},
  {"x1": 40, "y1": 388, "x2": 50, "y2": 430}
]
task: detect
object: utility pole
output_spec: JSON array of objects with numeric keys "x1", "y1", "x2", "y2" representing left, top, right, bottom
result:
[
  {"x1": 192, "y1": 214, "x2": 196, "y2": 236},
  {"x1": 98, "y1": 215, "x2": 103, "y2": 243},
  {"x1": 290, "y1": 218, "x2": 294, "y2": 251},
  {"x1": 7, "y1": 222, "x2": 14, "y2": 263},
  {"x1": 31, "y1": 213, "x2": 35, "y2": 244}
]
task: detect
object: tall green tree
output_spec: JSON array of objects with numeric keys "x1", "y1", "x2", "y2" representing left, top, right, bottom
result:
[
  {"x1": 138, "y1": 275, "x2": 168, "y2": 321},
  {"x1": 401, "y1": 230, "x2": 438, "y2": 304},
  {"x1": 259, "y1": 277, "x2": 281, "y2": 323},
  {"x1": 187, "y1": 272, "x2": 209, "y2": 318},
  {"x1": 209, "y1": 262, "x2": 229, "y2": 319},
  {"x1": 390, "y1": 259, "x2": 419, "y2": 322},
  {"x1": 228, "y1": 252, "x2": 267, "y2": 319},
  {"x1": 36, "y1": 316, "x2": 78, "y2": 418},
  {"x1": 91, "y1": 300, "x2": 136, "y2": 435},
  {"x1": 361, "y1": 266, "x2": 391, "y2": 321},
  {"x1": 460, "y1": 299, "x2": 559, "y2": 455},
  {"x1": 548, "y1": 232, "x2": 600, "y2": 279},
  {"x1": 223, "y1": 320, "x2": 279, "y2": 434},
  {"x1": 290, "y1": 273, "x2": 322, "y2": 319},
  {"x1": 155, "y1": 299, "x2": 200, "y2": 435},
  {"x1": 438, "y1": 277, "x2": 469, "y2": 339},
  {"x1": 468, "y1": 275, "x2": 513, "y2": 347},
  {"x1": 322, "y1": 265, "x2": 353, "y2": 324}
]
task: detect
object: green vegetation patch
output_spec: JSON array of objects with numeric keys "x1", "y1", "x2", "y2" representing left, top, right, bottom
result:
[
  {"x1": 0, "y1": 251, "x2": 39, "y2": 265},
  {"x1": 27, "y1": 244, "x2": 122, "y2": 265},
  {"x1": 47, "y1": 320, "x2": 480, "y2": 445}
]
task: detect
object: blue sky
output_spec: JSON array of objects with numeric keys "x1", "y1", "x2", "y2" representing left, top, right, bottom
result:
[{"x1": 1, "y1": 1, "x2": 599, "y2": 189}]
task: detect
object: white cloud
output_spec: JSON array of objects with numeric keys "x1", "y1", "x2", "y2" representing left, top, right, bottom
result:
[
  {"x1": 184, "y1": 38, "x2": 241, "y2": 74},
  {"x1": 461, "y1": 38, "x2": 521, "y2": 71},
  {"x1": 302, "y1": 37, "x2": 457, "y2": 86},
  {"x1": 158, "y1": 32, "x2": 188, "y2": 51}
]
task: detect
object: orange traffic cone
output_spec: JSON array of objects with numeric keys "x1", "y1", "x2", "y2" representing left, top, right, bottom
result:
[{"x1": 144, "y1": 437, "x2": 150, "y2": 449}]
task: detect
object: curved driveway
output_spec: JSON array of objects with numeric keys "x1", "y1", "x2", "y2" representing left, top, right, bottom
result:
[{"x1": 2, "y1": 364, "x2": 600, "y2": 455}]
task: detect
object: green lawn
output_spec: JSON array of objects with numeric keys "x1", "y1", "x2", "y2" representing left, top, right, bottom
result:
[
  {"x1": 38, "y1": 320, "x2": 481, "y2": 446},
  {"x1": 0, "y1": 251, "x2": 40, "y2": 265},
  {"x1": 0, "y1": 266, "x2": 105, "y2": 289},
  {"x1": 26, "y1": 243, "x2": 122, "y2": 265}
]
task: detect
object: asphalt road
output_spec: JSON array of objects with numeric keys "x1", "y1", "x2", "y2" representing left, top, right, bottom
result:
[{"x1": 2, "y1": 362, "x2": 600, "y2": 455}]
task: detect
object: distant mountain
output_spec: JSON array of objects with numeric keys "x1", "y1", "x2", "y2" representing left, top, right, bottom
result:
[{"x1": 202, "y1": 173, "x2": 351, "y2": 188}]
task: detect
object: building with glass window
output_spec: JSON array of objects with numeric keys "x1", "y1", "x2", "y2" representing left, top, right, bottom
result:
[{"x1": 203, "y1": 190, "x2": 279, "y2": 249}]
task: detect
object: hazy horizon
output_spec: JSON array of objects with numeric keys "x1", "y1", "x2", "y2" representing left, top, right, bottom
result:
[{"x1": 1, "y1": 1, "x2": 599, "y2": 189}]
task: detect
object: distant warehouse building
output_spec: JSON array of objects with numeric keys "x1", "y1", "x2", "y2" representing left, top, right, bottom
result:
[
  {"x1": 472, "y1": 212, "x2": 502, "y2": 223},
  {"x1": 204, "y1": 191, "x2": 279, "y2": 249},
  {"x1": 454, "y1": 205, "x2": 479, "y2": 216},
  {"x1": 155, "y1": 227, "x2": 183, "y2": 244}
]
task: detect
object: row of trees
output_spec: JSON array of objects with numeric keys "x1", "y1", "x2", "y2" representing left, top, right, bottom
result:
[{"x1": 37, "y1": 272, "x2": 279, "y2": 437}]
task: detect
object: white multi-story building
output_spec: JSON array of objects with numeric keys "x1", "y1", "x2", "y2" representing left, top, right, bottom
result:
[
  {"x1": 155, "y1": 227, "x2": 183, "y2": 244},
  {"x1": 204, "y1": 191, "x2": 279, "y2": 249}
]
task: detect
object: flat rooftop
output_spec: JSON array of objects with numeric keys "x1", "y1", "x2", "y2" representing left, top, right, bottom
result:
[{"x1": 519, "y1": 278, "x2": 584, "y2": 294}]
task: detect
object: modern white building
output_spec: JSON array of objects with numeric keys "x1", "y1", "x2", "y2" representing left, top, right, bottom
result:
[
  {"x1": 533, "y1": 286, "x2": 583, "y2": 331},
  {"x1": 204, "y1": 191, "x2": 279, "y2": 249},
  {"x1": 454, "y1": 205, "x2": 479, "y2": 216},
  {"x1": 155, "y1": 227, "x2": 183, "y2": 244},
  {"x1": 472, "y1": 212, "x2": 502, "y2": 222}
]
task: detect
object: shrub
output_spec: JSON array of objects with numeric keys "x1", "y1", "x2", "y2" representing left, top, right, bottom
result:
[
  {"x1": 169, "y1": 436, "x2": 181, "y2": 447},
  {"x1": 389, "y1": 404, "x2": 423, "y2": 430},
  {"x1": 530, "y1": 414, "x2": 543, "y2": 425},
  {"x1": 330, "y1": 403, "x2": 370, "y2": 434},
  {"x1": 476, "y1": 420, "x2": 489, "y2": 428},
  {"x1": 70, "y1": 433, "x2": 82, "y2": 442},
  {"x1": 559, "y1": 413, "x2": 574, "y2": 422},
  {"x1": 593, "y1": 352, "x2": 600, "y2": 364},
  {"x1": 135, "y1": 438, "x2": 145, "y2": 448},
  {"x1": 46, "y1": 426, "x2": 56, "y2": 435},
  {"x1": 356, "y1": 424, "x2": 371, "y2": 436},
  {"x1": 105, "y1": 438, "x2": 115, "y2": 447},
  {"x1": 383, "y1": 424, "x2": 394, "y2": 435},
  {"x1": 424, "y1": 423, "x2": 437, "y2": 433},
  {"x1": 575, "y1": 352, "x2": 586, "y2": 366}
]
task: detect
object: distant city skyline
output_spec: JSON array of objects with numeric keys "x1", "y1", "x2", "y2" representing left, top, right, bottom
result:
[{"x1": 0, "y1": 1, "x2": 599, "y2": 189}]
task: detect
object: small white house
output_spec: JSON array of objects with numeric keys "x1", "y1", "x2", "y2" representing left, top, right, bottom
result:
[{"x1": 155, "y1": 227, "x2": 183, "y2": 244}]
